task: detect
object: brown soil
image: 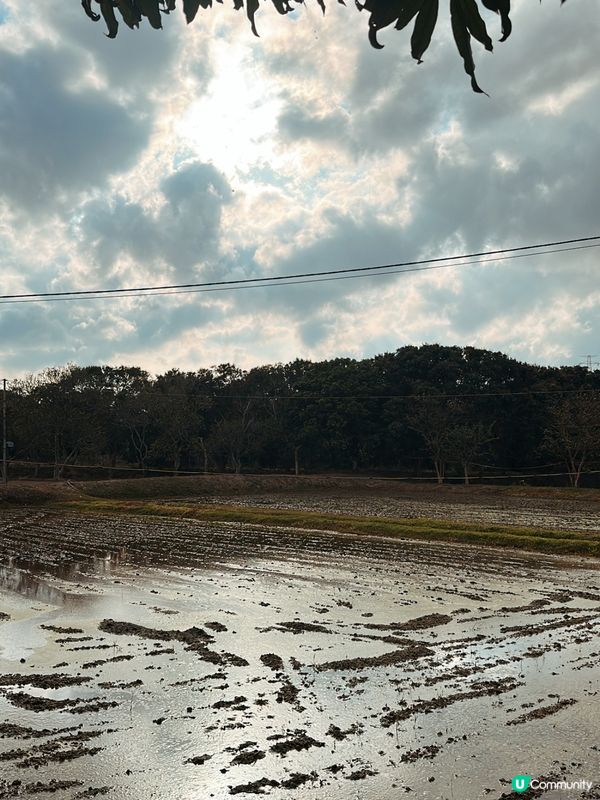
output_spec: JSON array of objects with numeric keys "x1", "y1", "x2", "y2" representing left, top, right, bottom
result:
[
  {"x1": 0, "y1": 674, "x2": 92, "y2": 689},
  {"x1": 380, "y1": 677, "x2": 521, "y2": 727},
  {"x1": 506, "y1": 698, "x2": 577, "y2": 725},
  {"x1": 40, "y1": 625, "x2": 84, "y2": 634},
  {"x1": 260, "y1": 653, "x2": 284, "y2": 671},
  {"x1": 363, "y1": 613, "x2": 452, "y2": 631},
  {"x1": 229, "y1": 778, "x2": 279, "y2": 795},
  {"x1": 316, "y1": 644, "x2": 434, "y2": 672},
  {"x1": 269, "y1": 732, "x2": 325, "y2": 756},
  {"x1": 185, "y1": 754, "x2": 212, "y2": 765},
  {"x1": 230, "y1": 749, "x2": 266, "y2": 766}
]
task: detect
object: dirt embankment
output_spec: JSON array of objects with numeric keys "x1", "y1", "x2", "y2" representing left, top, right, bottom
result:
[{"x1": 3, "y1": 473, "x2": 600, "y2": 506}]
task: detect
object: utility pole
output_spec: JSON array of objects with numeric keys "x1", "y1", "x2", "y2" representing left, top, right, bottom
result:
[{"x1": 2, "y1": 378, "x2": 7, "y2": 486}]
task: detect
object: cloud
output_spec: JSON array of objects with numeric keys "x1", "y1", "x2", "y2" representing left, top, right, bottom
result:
[
  {"x1": 0, "y1": 42, "x2": 151, "y2": 214},
  {"x1": 75, "y1": 160, "x2": 233, "y2": 279},
  {"x1": 1, "y1": 0, "x2": 600, "y2": 378}
]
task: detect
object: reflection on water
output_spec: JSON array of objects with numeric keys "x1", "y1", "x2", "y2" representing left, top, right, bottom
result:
[
  {"x1": 0, "y1": 547, "x2": 129, "y2": 607},
  {"x1": 0, "y1": 563, "x2": 73, "y2": 606}
]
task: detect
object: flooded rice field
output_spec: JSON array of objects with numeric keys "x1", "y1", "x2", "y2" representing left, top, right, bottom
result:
[
  {"x1": 0, "y1": 508, "x2": 599, "y2": 799},
  {"x1": 164, "y1": 492, "x2": 600, "y2": 533}
]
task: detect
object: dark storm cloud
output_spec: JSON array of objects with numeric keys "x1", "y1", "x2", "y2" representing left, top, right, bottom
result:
[
  {"x1": 77, "y1": 161, "x2": 233, "y2": 277},
  {"x1": 0, "y1": 43, "x2": 151, "y2": 213}
]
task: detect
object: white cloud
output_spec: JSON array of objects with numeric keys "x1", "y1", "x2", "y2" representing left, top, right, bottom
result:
[{"x1": 1, "y1": 0, "x2": 599, "y2": 378}]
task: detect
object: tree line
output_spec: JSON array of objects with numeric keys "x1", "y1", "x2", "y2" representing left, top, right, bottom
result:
[{"x1": 3, "y1": 344, "x2": 600, "y2": 487}]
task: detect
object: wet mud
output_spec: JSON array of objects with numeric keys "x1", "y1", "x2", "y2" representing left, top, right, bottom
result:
[{"x1": 0, "y1": 506, "x2": 599, "y2": 798}]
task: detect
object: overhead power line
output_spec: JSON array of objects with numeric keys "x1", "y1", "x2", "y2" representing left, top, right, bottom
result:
[
  {"x1": 1, "y1": 236, "x2": 599, "y2": 305},
  {"x1": 9, "y1": 458, "x2": 600, "y2": 483}
]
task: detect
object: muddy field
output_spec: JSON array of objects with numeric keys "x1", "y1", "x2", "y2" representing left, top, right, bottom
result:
[
  {"x1": 0, "y1": 506, "x2": 599, "y2": 799},
  {"x1": 161, "y1": 491, "x2": 600, "y2": 533}
]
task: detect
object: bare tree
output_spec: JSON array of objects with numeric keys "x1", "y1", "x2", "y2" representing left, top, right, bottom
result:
[
  {"x1": 408, "y1": 398, "x2": 454, "y2": 484},
  {"x1": 543, "y1": 392, "x2": 600, "y2": 488}
]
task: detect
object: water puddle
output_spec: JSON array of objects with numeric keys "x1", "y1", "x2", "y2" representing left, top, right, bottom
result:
[{"x1": 0, "y1": 510, "x2": 599, "y2": 799}]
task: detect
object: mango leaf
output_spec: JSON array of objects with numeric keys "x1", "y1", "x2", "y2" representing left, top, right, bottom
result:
[
  {"x1": 395, "y1": 0, "x2": 425, "y2": 33},
  {"x1": 457, "y1": 0, "x2": 492, "y2": 51},
  {"x1": 481, "y1": 0, "x2": 511, "y2": 41},
  {"x1": 411, "y1": 0, "x2": 439, "y2": 63},
  {"x1": 99, "y1": 0, "x2": 119, "y2": 37},
  {"x1": 115, "y1": 0, "x2": 142, "y2": 28},
  {"x1": 363, "y1": 1, "x2": 404, "y2": 49},
  {"x1": 137, "y1": 0, "x2": 163, "y2": 28},
  {"x1": 450, "y1": 0, "x2": 488, "y2": 93},
  {"x1": 183, "y1": 0, "x2": 202, "y2": 21},
  {"x1": 81, "y1": 0, "x2": 569, "y2": 93},
  {"x1": 81, "y1": 0, "x2": 101, "y2": 21}
]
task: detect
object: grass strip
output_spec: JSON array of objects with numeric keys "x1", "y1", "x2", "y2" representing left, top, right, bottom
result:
[{"x1": 57, "y1": 499, "x2": 600, "y2": 558}]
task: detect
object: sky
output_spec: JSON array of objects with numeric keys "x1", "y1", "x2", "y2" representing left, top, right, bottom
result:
[{"x1": 0, "y1": 0, "x2": 599, "y2": 378}]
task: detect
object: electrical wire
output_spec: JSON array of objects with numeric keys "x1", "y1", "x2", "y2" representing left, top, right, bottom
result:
[
  {"x1": 7, "y1": 458, "x2": 599, "y2": 483},
  {"x1": 1, "y1": 237, "x2": 598, "y2": 305}
]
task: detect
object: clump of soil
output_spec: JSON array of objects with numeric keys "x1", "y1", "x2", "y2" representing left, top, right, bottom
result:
[
  {"x1": 186, "y1": 754, "x2": 212, "y2": 765},
  {"x1": 67, "y1": 701, "x2": 119, "y2": 715},
  {"x1": 316, "y1": 644, "x2": 434, "y2": 672},
  {"x1": 326, "y1": 723, "x2": 362, "y2": 741},
  {"x1": 365, "y1": 614, "x2": 452, "y2": 631},
  {"x1": 3, "y1": 737, "x2": 104, "y2": 770},
  {"x1": 229, "y1": 778, "x2": 279, "y2": 795},
  {"x1": 276, "y1": 621, "x2": 331, "y2": 635},
  {"x1": 82, "y1": 655, "x2": 133, "y2": 669},
  {"x1": 270, "y1": 733, "x2": 324, "y2": 757},
  {"x1": 400, "y1": 744, "x2": 440, "y2": 762},
  {"x1": 501, "y1": 615, "x2": 597, "y2": 637},
  {"x1": 507, "y1": 698, "x2": 577, "y2": 725},
  {"x1": 346, "y1": 768, "x2": 378, "y2": 780},
  {"x1": 213, "y1": 696, "x2": 247, "y2": 710},
  {"x1": 40, "y1": 625, "x2": 84, "y2": 634},
  {"x1": 98, "y1": 619, "x2": 248, "y2": 667},
  {"x1": 7, "y1": 780, "x2": 84, "y2": 796},
  {"x1": 0, "y1": 723, "x2": 79, "y2": 740},
  {"x1": 205, "y1": 621, "x2": 228, "y2": 632},
  {"x1": 98, "y1": 619, "x2": 211, "y2": 644},
  {"x1": 260, "y1": 653, "x2": 284, "y2": 671},
  {"x1": 280, "y1": 772, "x2": 317, "y2": 789},
  {"x1": 0, "y1": 674, "x2": 92, "y2": 689},
  {"x1": 0, "y1": 612, "x2": 10, "y2": 621},
  {"x1": 6, "y1": 693, "x2": 88, "y2": 713},
  {"x1": 230, "y1": 749, "x2": 266, "y2": 766},
  {"x1": 276, "y1": 680, "x2": 300, "y2": 705},
  {"x1": 5, "y1": 693, "x2": 118, "y2": 715},
  {"x1": 98, "y1": 679, "x2": 142, "y2": 689},
  {"x1": 380, "y1": 677, "x2": 520, "y2": 727}
]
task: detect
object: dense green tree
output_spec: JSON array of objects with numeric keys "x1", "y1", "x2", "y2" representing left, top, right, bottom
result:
[{"x1": 7, "y1": 344, "x2": 600, "y2": 486}]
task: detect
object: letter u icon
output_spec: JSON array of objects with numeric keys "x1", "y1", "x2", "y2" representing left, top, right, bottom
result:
[{"x1": 512, "y1": 775, "x2": 531, "y2": 793}]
